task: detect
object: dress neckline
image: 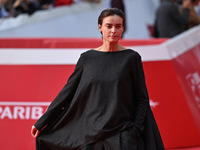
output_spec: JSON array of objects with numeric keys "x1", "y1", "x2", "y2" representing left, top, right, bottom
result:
[{"x1": 91, "y1": 49, "x2": 131, "y2": 53}]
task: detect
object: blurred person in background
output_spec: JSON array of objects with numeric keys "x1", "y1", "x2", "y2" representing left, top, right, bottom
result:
[
  {"x1": 12, "y1": 0, "x2": 38, "y2": 17},
  {"x1": 194, "y1": 1, "x2": 200, "y2": 16},
  {"x1": 111, "y1": 0, "x2": 124, "y2": 13},
  {"x1": 154, "y1": 0, "x2": 190, "y2": 38},
  {"x1": 29, "y1": 0, "x2": 40, "y2": 9},
  {"x1": 180, "y1": 0, "x2": 200, "y2": 29},
  {"x1": 39, "y1": 0, "x2": 54, "y2": 10},
  {"x1": 0, "y1": 0, "x2": 12, "y2": 18}
]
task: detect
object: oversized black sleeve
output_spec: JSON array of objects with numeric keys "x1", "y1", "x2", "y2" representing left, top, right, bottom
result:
[
  {"x1": 131, "y1": 52, "x2": 149, "y2": 132},
  {"x1": 34, "y1": 54, "x2": 84, "y2": 131}
]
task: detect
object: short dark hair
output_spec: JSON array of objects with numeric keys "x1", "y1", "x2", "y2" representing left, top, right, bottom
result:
[{"x1": 98, "y1": 8, "x2": 125, "y2": 27}]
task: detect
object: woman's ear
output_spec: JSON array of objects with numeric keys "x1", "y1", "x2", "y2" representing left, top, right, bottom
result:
[{"x1": 98, "y1": 24, "x2": 102, "y2": 32}]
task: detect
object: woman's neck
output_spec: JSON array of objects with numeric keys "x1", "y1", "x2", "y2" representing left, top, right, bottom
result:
[{"x1": 95, "y1": 41, "x2": 126, "y2": 52}]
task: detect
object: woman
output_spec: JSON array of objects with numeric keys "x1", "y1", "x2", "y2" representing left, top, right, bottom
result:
[{"x1": 31, "y1": 8, "x2": 165, "y2": 150}]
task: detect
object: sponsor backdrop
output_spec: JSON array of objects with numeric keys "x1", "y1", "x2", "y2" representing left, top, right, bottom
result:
[{"x1": 0, "y1": 26, "x2": 200, "y2": 149}]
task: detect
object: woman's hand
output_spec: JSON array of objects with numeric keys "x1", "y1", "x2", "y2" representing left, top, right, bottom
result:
[{"x1": 31, "y1": 125, "x2": 40, "y2": 138}]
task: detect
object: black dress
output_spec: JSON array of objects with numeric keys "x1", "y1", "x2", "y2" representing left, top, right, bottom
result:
[{"x1": 34, "y1": 49, "x2": 165, "y2": 150}]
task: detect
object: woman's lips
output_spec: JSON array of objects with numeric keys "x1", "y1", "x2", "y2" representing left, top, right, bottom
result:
[{"x1": 110, "y1": 36, "x2": 118, "y2": 38}]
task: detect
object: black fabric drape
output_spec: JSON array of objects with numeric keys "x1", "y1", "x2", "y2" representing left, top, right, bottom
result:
[{"x1": 34, "y1": 49, "x2": 165, "y2": 150}]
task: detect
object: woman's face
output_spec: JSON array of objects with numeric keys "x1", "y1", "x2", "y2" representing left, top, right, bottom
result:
[{"x1": 99, "y1": 15, "x2": 124, "y2": 43}]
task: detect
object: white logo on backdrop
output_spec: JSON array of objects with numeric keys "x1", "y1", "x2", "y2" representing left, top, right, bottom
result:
[
  {"x1": 0, "y1": 102, "x2": 50, "y2": 120},
  {"x1": 150, "y1": 99, "x2": 159, "y2": 109},
  {"x1": 186, "y1": 72, "x2": 200, "y2": 108}
]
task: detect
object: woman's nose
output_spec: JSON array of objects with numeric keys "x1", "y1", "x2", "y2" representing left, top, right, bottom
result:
[{"x1": 111, "y1": 27, "x2": 116, "y2": 33}]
